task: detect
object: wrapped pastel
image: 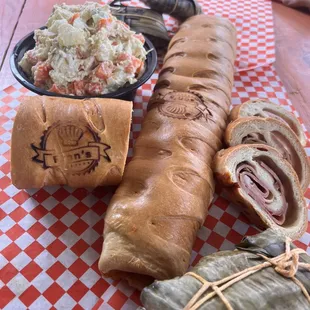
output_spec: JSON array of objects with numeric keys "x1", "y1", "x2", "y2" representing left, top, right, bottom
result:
[
  {"x1": 141, "y1": 229, "x2": 310, "y2": 310},
  {"x1": 110, "y1": 4, "x2": 170, "y2": 45},
  {"x1": 141, "y1": 0, "x2": 202, "y2": 21}
]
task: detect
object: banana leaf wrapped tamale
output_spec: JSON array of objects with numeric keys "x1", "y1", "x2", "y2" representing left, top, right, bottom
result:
[
  {"x1": 141, "y1": 229, "x2": 310, "y2": 310},
  {"x1": 141, "y1": 0, "x2": 202, "y2": 21},
  {"x1": 109, "y1": 2, "x2": 170, "y2": 47}
]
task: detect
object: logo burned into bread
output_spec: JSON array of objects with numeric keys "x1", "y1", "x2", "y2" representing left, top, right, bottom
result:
[
  {"x1": 31, "y1": 122, "x2": 111, "y2": 175},
  {"x1": 151, "y1": 91, "x2": 213, "y2": 121}
]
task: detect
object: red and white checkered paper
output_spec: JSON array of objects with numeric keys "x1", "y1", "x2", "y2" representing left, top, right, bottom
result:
[
  {"x1": 0, "y1": 1, "x2": 309, "y2": 310},
  {"x1": 122, "y1": 0, "x2": 276, "y2": 71}
]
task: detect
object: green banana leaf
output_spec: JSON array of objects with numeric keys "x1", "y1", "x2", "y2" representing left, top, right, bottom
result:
[
  {"x1": 141, "y1": 229, "x2": 310, "y2": 309},
  {"x1": 110, "y1": 3, "x2": 170, "y2": 47},
  {"x1": 141, "y1": 0, "x2": 202, "y2": 21}
]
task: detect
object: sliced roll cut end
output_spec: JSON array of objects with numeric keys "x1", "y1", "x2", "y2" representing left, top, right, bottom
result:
[
  {"x1": 213, "y1": 144, "x2": 307, "y2": 240},
  {"x1": 225, "y1": 116, "x2": 310, "y2": 192},
  {"x1": 229, "y1": 99, "x2": 307, "y2": 147}
]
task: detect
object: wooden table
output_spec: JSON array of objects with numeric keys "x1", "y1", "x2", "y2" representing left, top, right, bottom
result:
[
  {"x1": 1, "y1": 0, "x2": 310, "y2": 130},
  {"x1": 0, "y1": 0, "x2": 87, "y2": 91}
]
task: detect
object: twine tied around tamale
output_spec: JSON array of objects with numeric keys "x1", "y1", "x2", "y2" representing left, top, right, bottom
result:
[
  {"x1": 169, "y1": 0, "x2": 179, "y2": 14},
  {"x1": 184, "y1": 238, "x2": 310, "y2": 310}
]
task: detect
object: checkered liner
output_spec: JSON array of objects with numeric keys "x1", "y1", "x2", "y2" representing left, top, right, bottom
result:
[
  {"x1": 0, "y1": 65, "x2": 309, "y2": 310},
  {"x1": 0, "y1": 1, "x2": 309, "y2": 310},
  {"x1": 120, "y1": 0, "x2": 276, "y2": 71}
]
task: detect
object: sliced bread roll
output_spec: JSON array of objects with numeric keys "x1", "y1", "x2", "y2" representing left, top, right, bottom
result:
[
  {"x1": 225, "y1": 117, "x2": 310, "y2": 192},
  {"x1": 11, "y1": 96, "x2": 132, "y2": 188},
  {"x1": 213, "y1": 144, "x2": 307, "y2": 239},
  {"x1": 230, "y1": 99, "x2": 307, "y2": 146}
]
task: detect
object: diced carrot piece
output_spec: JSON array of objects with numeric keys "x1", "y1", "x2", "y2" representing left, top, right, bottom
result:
[
  {"x1": 136, "y1": 61, "x2": 144, "y2": 75},
  {"x1": 95, "y1": 61, "x2": 114, "y2": 80},
  {"x1": 34, "y1": 62, "x2": 52, "y2": 87},
  {"x1": 27, "y1": 50, "x2": 39, "y2": 66},
  {"x1": 134, "y1": 33, "x2": 145, "y2": 44},
  {"x1": 98, "y1": 17, "x2": 113, "y2": 29},
  {"x1": 117, "y1": 52, "x2": 131, "y2": 62},
  {"x1": 68, "y1": 13, "x2": 80, "y2": 25},
  {"x1": 118, "y1": 53, "x2": 144, "y2": 75},
  {"x1": 124, "y1": 64, "x2": 135, "y2": 74},
  {"x1": 125, "y1": 56, "x2": 143, "y2": 75},
  {"x1": 132, "y1": 56, "x2": 143, "y2": 73},
  {"x1": 48, "y1": 84, "x2": 67, "y2": 94},
  {"x1": 67, "y1": 80, "x2": 86, "y2": 96},
  {"x1": 72, "y1": 80, "x2": 86, "y2": 96},
  {"x1": 67, "y1": 83, "x2": 74, "y2": 94},
  {"x1": 86, "y1": 83, "x2": 104, "y2": 95}
]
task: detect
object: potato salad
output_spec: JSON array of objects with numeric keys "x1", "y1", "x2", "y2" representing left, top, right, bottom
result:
[{"x1": 19, "y1": 2, "x2": 147, "y2": 95}]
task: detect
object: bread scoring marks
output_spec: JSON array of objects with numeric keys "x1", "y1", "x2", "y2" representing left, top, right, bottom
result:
[
  {"x1": 153, "y1": 91, "x2": 213, "y2": 121},
  {"x1": 31, "y1": 122, "x2": 111, "y2": 175}
]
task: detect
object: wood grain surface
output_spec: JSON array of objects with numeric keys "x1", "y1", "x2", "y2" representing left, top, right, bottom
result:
[
  {"x1": 0, "y1": 0, "x2": 92, "y2": 90},
  {"x1": 0, "y1": 0, "x2": 25, "y2": 68},
  {"x1": 272, "y1": 1, "x2": 310, "y2": 131}
]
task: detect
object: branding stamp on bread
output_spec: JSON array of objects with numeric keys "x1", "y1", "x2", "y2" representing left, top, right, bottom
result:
[
  {"x1": 151, "y1": 91, "x2": 214, "y2": 122},
  {"x1": 31, "y1": 122, "x2": 111, "y2": 175}
]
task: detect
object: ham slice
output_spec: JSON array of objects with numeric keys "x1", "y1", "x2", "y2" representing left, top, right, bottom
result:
[
  {"x1": 236, "y1": 161, "x2": 288, "y2": 225},
  {"x1": 229, "y1": 99, "x2": 307, "y2": 147},
  {"x1": 225, "y1": 117, "x2": 310, "y2": 192},
  {"x1": 213, "y1": 144, "x2": 307, "y2": 239}
]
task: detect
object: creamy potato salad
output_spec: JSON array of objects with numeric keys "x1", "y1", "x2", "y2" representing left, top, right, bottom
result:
[{"x1": 19, "y1": 2, "x2": 147, "y2": 95}]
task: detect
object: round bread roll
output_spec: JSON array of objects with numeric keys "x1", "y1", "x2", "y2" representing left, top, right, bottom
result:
[
  {"x1": 225, "y1": 117, "x2": 310, "y2": 192},
  {"x1": 230, "y1": 99, "x2": 307, "y2": 147},
  {"x1": 213, "y1": 144, "x2": 307, "y2": 240}
]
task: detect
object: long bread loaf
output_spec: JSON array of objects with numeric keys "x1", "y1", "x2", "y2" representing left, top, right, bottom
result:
[{"x1": 99, "y1": 15, "x2": 237, "y2": 289}]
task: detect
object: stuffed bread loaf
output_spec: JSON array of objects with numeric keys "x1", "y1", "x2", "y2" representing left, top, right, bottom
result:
[
  {"x1": 213, "y1": 144, "x2": 307, "y2": 239},
  {"x1": 11, "y1": 96, "x2": 132, "y2": 188},
  {"x1": 229, "y1": 99, "x2": 307, "y2": 147},
  {"x1": 99, "y1": 15, "x2": 237, "y2": 289},
  {"x1": 225, "y1": 117, "x2": 310, "y2": 192}
]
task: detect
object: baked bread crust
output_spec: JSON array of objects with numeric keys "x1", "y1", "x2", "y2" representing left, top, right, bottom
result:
[
  {"x1": 213, "y1": 144, "x2": 307, "y2": 240},
  {"x1": 99, "y1": 15, "x2": 237, "y2": 289},
  {"x1": 230, "y1": 99, "x2": 307, "y2": 146},
  {"x1": 225, "y1": 116, "x2": 310, "y2": 192},
  {"x1": 11, "y1": 96, "x2": 132, "y2": 188}
]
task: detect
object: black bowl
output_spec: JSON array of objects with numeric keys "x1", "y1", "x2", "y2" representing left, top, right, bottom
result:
[{"x1": 10, "y1": 27, "x2": 157, "y2": 101}]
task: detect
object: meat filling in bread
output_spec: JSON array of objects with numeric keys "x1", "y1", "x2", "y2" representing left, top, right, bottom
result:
[
  {"x1": 229, "y1": 99, "x2": 307, "y2": 147},
  {"x1": 213, "y1": 144, "x2": 307, "y2": 240},
  {"x1": 225, "y1": 117, "x2": 310, "y2": 192},
  {"x1": 236, "y1": 160, "x2": 288, "y2": 225}
]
